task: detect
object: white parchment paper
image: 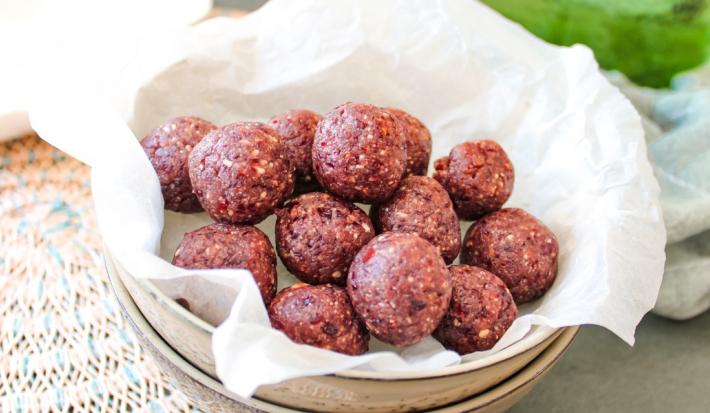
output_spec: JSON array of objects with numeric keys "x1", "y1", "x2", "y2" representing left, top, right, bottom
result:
[{"x1": 28, "y1": 0, "x2": 666, "y2": 397}]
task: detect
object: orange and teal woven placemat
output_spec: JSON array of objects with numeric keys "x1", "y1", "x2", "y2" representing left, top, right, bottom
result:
[{"x1": 0, "y1": 135, "x2": 195, "y2": 412}]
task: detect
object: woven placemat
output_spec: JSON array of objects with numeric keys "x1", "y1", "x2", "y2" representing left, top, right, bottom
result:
[{"x1": 0, "y1": 135, "x2": 196, "y2": 412}]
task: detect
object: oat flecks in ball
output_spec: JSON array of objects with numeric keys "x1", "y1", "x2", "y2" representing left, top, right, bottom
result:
[
  {"x1": 434, "y1": 140, "x2": 514, "y2": 220},
  {"x1": 276, "y1": 192, "x2": 374, "y2": 285},
  {"x1": 269, "y1": 283, "x2": 369, "y2": 355},
  {"x1": 371, "y1": 176, "x2": 461, "y2": 263},
  {"x1": 269, "y1": 109, "x2": 323, "y2": 192},
  {"x1": 312, "y1": 102, "x2": 407, "y2": 204},
  {"x1": 347, "y1": 232, "x2": 452, "y2": 347},
  {"x1": 434, "y1": 265, "x2": 517, "y2": 354},
  {"x1": 461, "y1": 208, "x2": 559, "y2": 304},
  {"x1": 238, "y1": 121, "x2": 277, "y2": 133},
  {"x1": 188, "y1": 122, "x2": 295, "y2": 224},
  {"x1": 172, "y1": 223, "x2": 277, "y2": 305},
  {"x1": 383, "y1": 107, "x2": 432, "y2": 176},
  {"x1": 141, "y1": 116, "x2": 217, "y2": 213}
]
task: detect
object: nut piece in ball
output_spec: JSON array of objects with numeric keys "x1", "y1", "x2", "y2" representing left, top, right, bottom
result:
[
  {"x1": 347, "y1": 232, "x2": 452, "y2": 346},
  {"x1": 141, "y1": 116, "x2": 217, "y2": 213},
  {"x1": 276, "y1": 192, "x2": 375, "y2": 285},
  {"x1": 434, "y1": 265, "x2": 517, "y2": 354},
  {"x1": 461, "y1": 208, "x2": 559, "y2": 304},
  {"x1": 371, "y1": 176, "x2": 461, "y2": 264},
  {"x1": 268, "y1": 283, "x2": 369, "y2": 355},
  {"x1": 172, "y1": 223, "x2": 277, "y2": 305},
  {"x1": 312, "y1": 102, "x2": 406, "y2": 204},
  {"x1": 269, "y1": 109, "x2": 323, "y2": 192},
  {"x1": 188, "y1": 122, "x2": 295, "y2": 224},
  {"x1": 383, "y1": 107, "x2": 432, "y2": 176},
  {"x1": 433, "y1": 140, "x2": 514, "y2": 220}
]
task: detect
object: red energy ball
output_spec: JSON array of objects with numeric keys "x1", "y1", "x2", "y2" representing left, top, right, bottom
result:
[
  {"x1": 141, "y1": 116, "x2": 216, "y2": 213},
  {"x1": 461, "y1": 208, "x2": 559, "y2": 304},
  {"x1": 312, "y1": 102, "x2": 407, "y2": 204},
  {"x1": 347, "y1": 232, "x2": 452, "y2": 347},
  {"x1": 188, "y1": 122, "x2": 295, "y2": 224},
  {"x1": 370, "y1": 175, "x2": 461, "y2": 263},
  {"x1": 383, "y1": 107, "x2": 432, "y2": 176},
  {"x1": 275, "y1": 192, "x2": 375, "y2": 285},
  {"x1": 172, "y1": 223, "x2": 277, "y2": 305},
  {"x1": 269, "y1": 109, "x2": 323, "y2": 192},
  {"x1": 433, "y1": 140, "x2": 514, "y2": 220},
  {"x1": 268, "y1": 283, "x2": 369, "y2": 355},
  {"x1": 434, "y1": 265, "x2": 517, "y2": 354}
]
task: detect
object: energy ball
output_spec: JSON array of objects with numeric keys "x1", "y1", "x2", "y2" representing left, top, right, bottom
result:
[
  {"x1": 370, "y1": 176, "x2": 461, "y2": 263},
  {"x1": 347, "y1": 232, "x2": 452, "y2": 346},
  {"x1": 461, "y1": 208, "x2": 559, "y2": 304},
  {"x1": 312, "y1": 102, "x2": 407, "y2": 204},
  {"x1": 188, "y1": 122, "x2": 295, "y2": 224},
  {"x1": 268, "y1": 283, "x2": 369, "y2": 355},
  {"x1": 172, "y1": 223, "x2": 277, "y2": 305},
  {"x1": 433, "y1": 265, "x2": 517, "y2": 354},
  {"x1": 433, "y1": 140, "x2": 514, "y2": 220},
  {"x1": 269, "y1": 109, "x2": 323, "y2": 192},
  {"x1": 275, "y1": 192, "x2": 374, "y2": 285},
  {"x1": 384, "y1": 107, "x2": 432, "y2": 176},
  {"x1": 141, "y1": 116, "x2": 217, "y2": 213}
]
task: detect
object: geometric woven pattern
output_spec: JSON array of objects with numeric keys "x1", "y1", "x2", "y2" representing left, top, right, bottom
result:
[{"x1": 0, "y1": 135, "x2": 196, "y2": 412}]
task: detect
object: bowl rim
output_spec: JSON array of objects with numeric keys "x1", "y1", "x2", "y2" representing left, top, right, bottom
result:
[
  {"x1": 109, "y1": 266, "x2": 580, "y2": 412},
  {"x1": 105, "y1": 246, "x2": 562, "y2": 380}
]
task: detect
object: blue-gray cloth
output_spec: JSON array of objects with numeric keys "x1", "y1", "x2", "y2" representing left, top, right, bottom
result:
[{"x1": 610, "y1": 69, "x2": 710, "y2": 319}]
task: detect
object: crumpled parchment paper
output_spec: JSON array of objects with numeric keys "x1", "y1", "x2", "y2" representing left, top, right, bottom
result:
[{"x1": 28, "y1": 0, "x2": 666, "y2": 398}]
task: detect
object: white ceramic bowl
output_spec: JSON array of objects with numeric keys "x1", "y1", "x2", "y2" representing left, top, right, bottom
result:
[
  {"x1": 105, "y1": 247, "x2": 567, "y2": 412},
  {"x1": 108, "y1": 267, "x2": 578, "y2": 413}
]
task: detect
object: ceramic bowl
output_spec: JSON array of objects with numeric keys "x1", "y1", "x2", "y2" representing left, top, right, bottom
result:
[
  {"x1": 105, "y1": 247, "x2": 570, "y2": 412},
  {"x1": 109, "y1": 267, "x2": 579, "y2": 413}
]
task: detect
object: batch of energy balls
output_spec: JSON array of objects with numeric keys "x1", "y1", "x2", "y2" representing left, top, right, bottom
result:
[{"x1": 141, "y1": 102, "x2": 559, "y2": 356}]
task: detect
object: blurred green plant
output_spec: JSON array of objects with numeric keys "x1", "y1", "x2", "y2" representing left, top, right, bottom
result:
[{"x1": 482, "y1": 0, "x2": 710, "y2": 88}]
